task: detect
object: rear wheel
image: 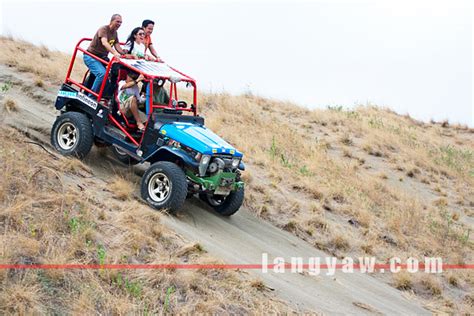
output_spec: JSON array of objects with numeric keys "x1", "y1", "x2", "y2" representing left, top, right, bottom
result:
[
  {"x1": 200, "y1": 187, "x2": 244, "y2": 216},
  {"x1": 141, "y1": 162, "x2": 188, "y2": 212},
  {"x1": 112, "y1": 146, "x2": 140, "y2": 165},
  {"x1": 51, "y1": 112, "x2": 93, "y2": 159}
]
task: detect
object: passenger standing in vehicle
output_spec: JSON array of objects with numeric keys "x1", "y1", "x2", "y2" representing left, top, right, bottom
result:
[
  {"x1": 84, "y1": 14, "x2": 126, "y2": 94},
  {"x1": 123, "y1": 27, "x2": 155, "y2": 61},
  {"x1": 142, "y1": 19, "x2": 162, "y2": 62}
]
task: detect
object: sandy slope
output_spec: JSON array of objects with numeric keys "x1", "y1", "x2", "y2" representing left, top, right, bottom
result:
[{"x1": 0, "y1": 64, "x2": 429, "y2": 314}]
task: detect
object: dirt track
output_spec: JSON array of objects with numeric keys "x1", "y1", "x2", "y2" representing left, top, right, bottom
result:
[{"x1": 0, "y1": 64, "x2": 430, "y2": 314}]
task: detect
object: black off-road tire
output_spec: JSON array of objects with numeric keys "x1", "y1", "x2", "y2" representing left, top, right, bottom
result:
[
  {"x1": 112, "y1": 146, "x2": 140, "y2": 165},
  {"x1": 141, "y1": 162, "x2": 188, "y2": 212},
  {"x1": 201, "y1": 187, "x2": 245, "y2": 216},
  {"x1": 51, "y1": 112, "x2": 93, "y2": 159},
  {"x1": 198, "y1": 193, "x2": 208, "y2": 203}
]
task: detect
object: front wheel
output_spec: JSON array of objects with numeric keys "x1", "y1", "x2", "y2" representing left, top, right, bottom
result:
[
  {"x1": 200, "y1": 187, "x2": 244, "y2": 216},
  {"x1": 51, "y1": 112, "x2": 93, "y2": 159},
  {"x1": 141, "y1": 162, "x2": 188, "y2": 212}
]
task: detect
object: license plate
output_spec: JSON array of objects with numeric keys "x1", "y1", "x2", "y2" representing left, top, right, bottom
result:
[{"x1": 214, "y1": 187, "x2": 231, "y2": 195}]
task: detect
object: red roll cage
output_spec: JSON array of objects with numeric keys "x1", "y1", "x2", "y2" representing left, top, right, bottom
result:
[{"x1": 64, "y1": 38, "x2": 198, "y2": 146}]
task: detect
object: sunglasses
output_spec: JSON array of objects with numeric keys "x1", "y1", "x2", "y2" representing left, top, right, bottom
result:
[{"x1": 137, "y1": 32, "x2": 145, "y2": 36}]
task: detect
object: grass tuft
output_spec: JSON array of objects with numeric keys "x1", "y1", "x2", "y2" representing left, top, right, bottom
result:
[
  {"x1": 34, "y1": 78, "x2": 44, "y2": 88},
  {"x1": 3, "y1": 98, "x2": 18, "y2": 112},
  {"x1": 109, "y1": 176, "x2": 134, "y2": 201},
  {"x1": 393, "y1": 272, "x2": 413, "y2": 290},
  {"x1": 420, "y1": 275, "x2": 443, "y2": 296}
]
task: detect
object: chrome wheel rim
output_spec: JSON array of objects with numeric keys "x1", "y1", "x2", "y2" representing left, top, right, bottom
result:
[
  {"x1": 148, "y1": 172, "x2": 171, "y2": 203},
  {"x1": 57, "y1": 122, "x2": 77, "y2": 150}
]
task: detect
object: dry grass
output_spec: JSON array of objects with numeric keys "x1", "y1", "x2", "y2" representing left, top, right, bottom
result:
[
  {"x1": 0, "y1": 36, "x2": 86, "y2": 84},
  {"x1": 59, "y1": 157, "x2": 92, "y2": 175},
  {"x1": 109, "y1": 175, "x2": 134, "y2": 201},
  {"x1": 0, "y1": 127, "x2": 292, "y2": 314},
  {"x1": 34, "y1": 78, "x2": 44, "y2": 88},
  {"x1": 393, "y1": 272, "x2": 413, "y2": 290},
  {"x1": 419, "y1": 275, "x2": 443, "y2": 297},
  {"x1": 0, "y1": 283, "x2": 46, "y2": 314},
  {"x1": 198, "y1": 91, "x2": 473, "y2": 313},
  {"x1": 250, "y1": 279, "x2": 267, "y2": 291},
  {"x1": 1, "y1": 36, "x2": 473, "y2": 314},
  {"x1": 330, "y1": 234, "x2": 350, "y2": 251},
  {"x1": 446, "y1": 273, "x2": 460, "y2": 287},
  {"x1": 174, "y1": 242, "x2": 204, "y2": 257},
  {"x1": 3, "y1": 98, "x2": 18, "y2": 112}
]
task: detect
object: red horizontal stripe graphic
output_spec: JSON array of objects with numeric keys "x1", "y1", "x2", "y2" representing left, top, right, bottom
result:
[{"x1": 0, "y1": 264, "x2": 472, "y2": 270}]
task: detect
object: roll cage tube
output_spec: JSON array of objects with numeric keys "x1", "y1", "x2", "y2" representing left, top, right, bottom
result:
[
  {"x1": 63, "y1": 38, "x2": 199, "y2": 147},
  {"x1": 121, "y1": 65, "x2": 197, "y2": 116},
  {"x1": 65, "y1": 38, "x2": 198, "y2": 116},
  {"x1": 147, "y1": 80, "x2": 197, "y2": 114}
]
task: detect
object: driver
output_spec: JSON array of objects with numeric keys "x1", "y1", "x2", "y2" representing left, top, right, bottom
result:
[{"x1": 152, "y1": 79, "x2": 170, "y2": 106}]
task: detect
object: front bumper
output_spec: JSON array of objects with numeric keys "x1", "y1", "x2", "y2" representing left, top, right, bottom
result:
[{"x1": 186, "y1": 171, "x2": 244, "y2": 195}]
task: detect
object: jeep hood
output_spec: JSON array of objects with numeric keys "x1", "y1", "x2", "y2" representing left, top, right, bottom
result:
[{"x1": 159, "y1": 123, "x2": 243, "y2": 157}]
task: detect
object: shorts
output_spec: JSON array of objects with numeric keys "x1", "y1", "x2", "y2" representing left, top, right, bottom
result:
[
  {"x1": 120, "y1": 96, "x2": 135, "y2": 115},
  {"x1": 120, "y1": 96, "x2": 147, "y2": 121}
]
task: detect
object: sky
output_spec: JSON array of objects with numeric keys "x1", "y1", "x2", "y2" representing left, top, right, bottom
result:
[{"x1": 1, "y1": 0, "x2": 472, "y2": 126}]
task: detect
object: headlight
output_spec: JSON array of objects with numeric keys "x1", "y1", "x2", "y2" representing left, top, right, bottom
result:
[
  {"x1": 232, "y1": 157, "x2": 240, "y2": 169},
  {"x1": 199, "y1": 155, "x2": 211, "y2": 176}
]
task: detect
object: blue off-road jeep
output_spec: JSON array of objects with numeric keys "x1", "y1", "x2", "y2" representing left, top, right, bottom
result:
[{"x1": 50, "y1": 38, "x2": 245, "y2": 215}]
